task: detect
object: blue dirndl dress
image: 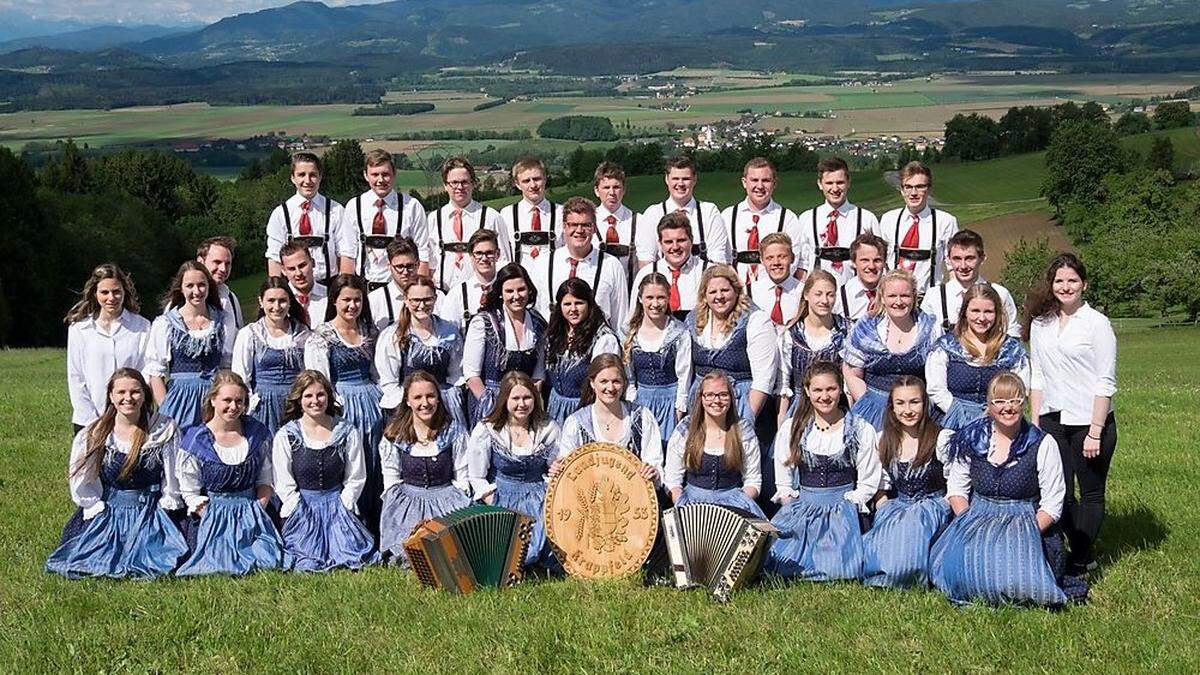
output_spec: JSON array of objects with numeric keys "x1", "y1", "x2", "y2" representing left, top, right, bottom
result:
[
  {"x1": 175, "y1": 419, "x2": 292, "y2": 576},
  {"x1": 767, "y1": 416, "x2": 868, "y2": 581},
  {"x1": 862, "y1": 454, "x2": 952, "y2": 589},
  {"x1": 481, "y1": 426, "x2": 560, "y2": 568},
  {"x1": 687, "y1": 313, "x2": 756, "y2": 421},
  {"x1": 387, "y1": 316, "x2": 467, "y2": 427},
  {"x1": 929, "y1": 418, "x2": 1074, "y2": 607},
  {"x1": 629, "y1": 319, "x2": 688, "y2": 444},
  {"x1": 782, "y1": 316, "x2": 850, "y2": 416},
  {"x1": 279, "y1": 419, "x2": 380, "y2": 572},
  {"x1": 843, "y1": 312, "x2": 939, "y2": 431},
  {"x1": 379, "y1": 424, "x2": 472, "y2": 565},
  {"x1": 467, "y1": 310, "x2": 547, "y2": 427},
  {"x1": 934, "y1": 334, "x2": 1027, "y2": 431},
  {"x1": 159, "y1": 309, "x2": 227, "y2": 429},
  {"x1": 47, "y1": 418, "x2": 188, "y2": 579},
  {"x1": 547, "y1": 327, "x2": 618, "y2": 423},
  {"x1": 675, "y1": 417, "x2": 766, "y2": 518},
  {"x1": 243, "y1": 322, "x2": 308, "y2": 436}
]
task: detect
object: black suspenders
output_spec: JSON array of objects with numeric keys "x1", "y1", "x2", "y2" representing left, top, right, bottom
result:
[
  {"x1": 627, "y1": 212, "x2": 638, "y2": 289},
  {"x1": 282, "y1": 198, "x2": 334, "y2": 284},
  {"x1": 355, "y1": 194, "x2": 366, "y2": 278},
  {"x1": 811, "y1": 206, "x2": 862, "y2": 272},
  {"x1": 549, "y1": 249, "x2": 605, "y2": 301},
  {"x1": 510, "y1": 202, "x2": 556, "y2": 264},
  {"x1": 840, "y1": 286, "x2": 850, "y2": 317},
  {"x1": 383, "y1": 287, "x2": 395, "y2": 325},
  {"x1": 731, "y1": 204, "x2": 788, "y2": 265},
  {"x1": 665, "y1": 200, "x2": 707, "y2": 261},
  {"x1": 892, "y1": 209, "x2": 938, "y2": 289},
  {"x1": 437, "y1": 204, "x2": 489, "y2": 289},
  {"x1": 939, "y1": 283, "x2": 952, "y2": 332},
  {"x1": 460, "y1": 281, "x2": 471, "y2": 326}
]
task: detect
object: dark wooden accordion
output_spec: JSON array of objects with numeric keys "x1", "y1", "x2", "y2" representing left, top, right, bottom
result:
[
  {"x1": 403, "y1": 504, "x2": 535, "y2": 594},
  {"x1": 661, "y1": 504, "x2": 780, "y2": 602}
]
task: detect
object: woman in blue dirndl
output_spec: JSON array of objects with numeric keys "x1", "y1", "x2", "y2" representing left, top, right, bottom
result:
[
  {"x1": 861, "y1": 375, "x2": 953, "y2": 589},
  {"x1": 686, "y1": 265, "x2": 778, "y2": 424},
  {"x1": 926, "y1": 284, "x2": 1029, "y2": 431},
  {"x1": 665, "y1": 371, "x2": 765, "y2": 518},
  {"x1": 145, "y1": 261, "x2": 235, "y2": 429},
  {"x1": 843, "y1": 270, "x2": 941, "y2": 431},
  {"x1": 47, "y1": 368, "x2": 188, "y2": 579},
  {"x1": 930, "y1": 372, "x2": 1085, "y2": 607},
  {"x1": 468, "y1": 371, "x2": 562, "y2": 569},
  {"x1": 463, "y1": 263, "x2": 547, "y2": 427},
  {"x1": 777, "y1": 269, "x2": 850, "y2": 423},
  {"x1": 176, "y1": 371, "x2": 291, "y2": 576},
  {"x1": 545, "y1": 277, "x2": 621, "y2": 424},
  {"x1": 376, "y1": 277, "x2": 466, "y2": 426},
  {"x1": 232, "y1": 277, "x2": 310, "y2": 436},
  {"x1": 624, "y1": 272, "x2": 691, "y2": 445},
  {"x1": 305, "y1": 273, "x2": 385, "y2": 533},
  {"x1": 767, "y1": 362, "x2": 882, "y2": 581},
  {"x1": 272, "y1": 370, "x2": 379, "y2": 572},
  {"x1": 378, "y1": 371, "x2": 472, "y2": 566}
]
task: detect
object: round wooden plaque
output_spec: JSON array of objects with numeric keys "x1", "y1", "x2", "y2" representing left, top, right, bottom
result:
[{"x1": 544, "y1": 442, "x2": 659, "y2": 579}]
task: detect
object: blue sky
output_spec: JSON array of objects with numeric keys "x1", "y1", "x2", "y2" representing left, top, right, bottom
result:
[{"x1": 0, "y1": 1, "x2": 391, "y2": 26}]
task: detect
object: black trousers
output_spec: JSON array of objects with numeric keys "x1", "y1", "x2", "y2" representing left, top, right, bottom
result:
[{"x1": 1040, "y1": 411, "x2": 1117, "y2": 563}]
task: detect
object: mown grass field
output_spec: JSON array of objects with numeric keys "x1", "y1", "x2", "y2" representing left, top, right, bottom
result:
[{"x1": 1, "y1": 321, "x2": 1197, "y2": 671}]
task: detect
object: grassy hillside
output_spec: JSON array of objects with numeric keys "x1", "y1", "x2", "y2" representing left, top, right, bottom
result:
[{"x1": 1, "y1": 321, "x2": 1196, "y2": 670}]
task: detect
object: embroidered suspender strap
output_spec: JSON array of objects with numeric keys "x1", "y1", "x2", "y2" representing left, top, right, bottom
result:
[
  {"x1": 841, "y1": 285, "x2": 850, "y2": 317},
  {"x1": 939, "y1": 283, "x2": 951, "y2": 332},
  {"x1": 510, "y1": 203, "x2": 522, "y2": 264}
]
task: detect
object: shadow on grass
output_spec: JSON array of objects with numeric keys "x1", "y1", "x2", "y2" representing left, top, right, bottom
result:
[{"x1": 1092, "y1": 501, "x2": 1169, "y2": 582}]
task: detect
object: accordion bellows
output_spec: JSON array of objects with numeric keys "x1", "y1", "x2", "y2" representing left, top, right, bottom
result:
[
  {"x1": 404, "y1": 504, "x2": 535, "y2": 593},
  {"x1": 661, "y1": 504, "x2": 780, "y2": 602}
]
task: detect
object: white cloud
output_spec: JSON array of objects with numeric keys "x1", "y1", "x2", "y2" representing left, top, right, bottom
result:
[{"x1": 0, "y1": 0, "x2": 394, "y2": 26}]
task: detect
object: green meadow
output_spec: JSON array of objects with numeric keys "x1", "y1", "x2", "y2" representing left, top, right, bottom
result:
[{"x1": 1, "y1": 321, "x2": 1196, "y2": 670}]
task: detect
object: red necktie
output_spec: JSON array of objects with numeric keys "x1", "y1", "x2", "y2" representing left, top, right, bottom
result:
[
  {"x1": 568, "y1": 258, "x2": 580, "y2": 279},
  {"x1": 824, "y1": 210, "x2": 841, "y2": 271},
  {"x1": 605, "y1": 215, "x2": 619, "y2": 244},
  {"x1": 900, "y1": 213, "x2": 920, "y2": 272},
  {"x1": 372, "y1": 198, "x2": 386, "y2": 235},
  {"x1": 452, "y1": 208, "x2": 464, "y2": 268},
  {"x1": 865, "y1": 288, "x2": 877, "y2": 308},
  {"x1": 478, "y1": 284, "x2": 490, "y2": 309},
  {"x1": 669, "y1": 267, "x2": 682, "y2": 312},
  {"x1": 298, "y1": 200, "x2": 312, "y2": 236},
  {"x1": 529, "y1": 207, "x2": 542, "y2": 259},
  {"x1": 297, "y1": 293, "x2": 309, "y2": 307},
  {"x1": 770, "y1": 286, "x2": 784, "y2": 325},
  {"x1": 746, "y1": 213, "x2": 760, "y2": 284}
]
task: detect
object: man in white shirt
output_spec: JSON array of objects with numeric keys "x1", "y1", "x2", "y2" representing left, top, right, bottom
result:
[
  {"x1": 880, "y1": 161, "x2": 959, "y2": 297},
  {"x1": 340, "y1": 148, "x2": 430, "y2": 290},
  {"x1": 279, "y1": 242, "x2": 328, "y2": 325},
  {"x1": 265, "y1": 152, "x2": 351, "y2": 286},
  {"x1": 531, "y1": 196, "x2": 629, "y2": 332},
  {"x1": 797, "y1": 156, "x2": 881, "y2": 285},
  {"x1": 833, "y1": 233, "x2": 888, "y2": 322},
  {"x1": 196, "y1": 236, "x2": 244, "y2": 330},
  {"x1": 920, "y1": 229, "x2": 1020, "y2": 336},
  {"x1": 436, "y1": 229, "x2": 501, "y2": 330},
  {"x1": 635, "y1": 155, "x2": 730, "y2": 266},
  {"x1": 367, "y1": 237, "x2": 423, "y2": 331},
  {"x1": 629, "y1": 212, "x2": 710, "y2": 321},
  {"x1": 721, "y1": 157, "x2": 803, "y2": 287},
  {"x1": 428, "y1": 155, "x2": 508, "y2": 292},
  {"x1": 498, "y1": 155, "x2": 562, "y2": 264},
  {"x1": 748, "y1": 232, "x2": 803, "y2": 333},
  {"x1": 593, "y1": 161, "x2": 639, "y2": 289}
]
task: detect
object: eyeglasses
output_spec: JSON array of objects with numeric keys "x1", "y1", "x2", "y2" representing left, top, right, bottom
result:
[
  {"x1": 445, "y1": 180, "x2": 472, "y2": 188},
  {"x1": 901, "y1": 183, "x2": 930, "y2": 192},
  {"x1": 988, "y1": 397, "x2": 1026, "y2": 407},
  {"x1": 472, "y1": 250, "x2": 499, "y2": 259},
  {"x1": 391, "y1": 262, "x2": 418, "y2": 271},
  {"x1": 701, "y1": 392, "x2": 731, "y2": 401},
  {"x1": 406, "y1": 296, "x2": 436, "y2": 305}
]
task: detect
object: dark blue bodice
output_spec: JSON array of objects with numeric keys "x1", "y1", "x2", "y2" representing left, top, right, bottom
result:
[
  {"x1": 399, "y1": 447, "x2": 454, "y2": 488},
  {"x1": 799, "y1": 449, "x2": 857, "y2": 488},
  {"x1": 547, "y1": 352, "x2": 591, "y2": 397},
  {"x1": 890, "y1": 458, "x2": 946, "y2": 497},
  {"x1": 631, "y1": 334, "x2": 680, "y2": 387},
  {"x1": 404, "y1": 340, "x2": 452, "y2": 383},
  {"x1": 286, "y1": 423, "x2": 348, "y2": 491},
  {"x1": 479, "y1": 310, "x2": 545, "y2": 384},
  {"x1": 946, "y1": 359, "x2": 1006, "y2": 404},
  {"x1": 166, "y1": 312, "x2": 224, "y2": 376},
  {"x1": 970, "y1": 444, "x2": 1039, "y2": 500},
  {"x1": 254, "y1": 343, "x2": 304, "y2": 388},
  {"x1": 690, "y1": 314, "x2": 751, "y2": 381},
  {"x1": 686, "y1": 452, "x2": 743, "y2": 490},
  {"x1": 787, "y1": 317, "x2": 849, "y2": 394},
  {"x1": 101, "y1": 446, "x2": 166, "y2": 491},
  {"x1": 182, "y1": 419, "x2": 272, "y2": 493},
  {"x1": 863, "y1": 348, "x2": 926, "y2": 392},
  {"x1": 328, "y1": 338, "x2": 375, "y2": 388},
  {"x1": 490, "y1": 436, "x2": 555, "y2": 483}
]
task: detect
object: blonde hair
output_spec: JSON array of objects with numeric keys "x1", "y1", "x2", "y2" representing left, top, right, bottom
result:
[
  {"x1": 510, "y1": 155, "x2": 546, "y2": 180},
  {"x1": 693, "y1": 265, "x2": 750, "y2": 336},
  {"x1": 955, "y1": 284, "x2": 1008, "y2": 363},
  {"x1": 869, "y1": 269, "x2": 918, "y2": 318},
  {"x1": 791, "y1": 268, "x2": 838, "y2": 324},
  {"x1": 683, "y1": 372, "x2": 744, "y2": 472},
  {"x1": 201, "y1": 370, "x2": 249, "y2": 423},
  {"x1": 987, "y1": 370, "x2": 1026, "y2": 404}
]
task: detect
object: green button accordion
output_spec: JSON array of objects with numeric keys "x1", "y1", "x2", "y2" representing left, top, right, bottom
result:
[
  {"x1": 661, "y1": 504, "x2": 780, "y2": 602},
  {"x1": 404, "y1": 504, "x2": 535, "y2": 594}
]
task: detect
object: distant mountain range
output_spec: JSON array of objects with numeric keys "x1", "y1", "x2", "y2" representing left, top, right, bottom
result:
[{"x1": 1, "y1": 0, "x2": 1199, "y2": 110}]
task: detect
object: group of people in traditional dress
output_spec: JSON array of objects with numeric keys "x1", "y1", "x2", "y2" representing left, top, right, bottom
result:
[{"x1": 49, "y1": 150, "x2": 1118, "y2": 608}]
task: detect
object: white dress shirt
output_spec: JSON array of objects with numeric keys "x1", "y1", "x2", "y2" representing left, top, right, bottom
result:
[
  {"x1": 427, "y1": 200, "x2": 508, "y2": 290},
  {"x1": 340, "y1": 190, "x2": 431, "y2": 283},
  {"x1": 531, "y1": 245, "x2": 629, "y2": 333},
  {"x1": 920, "y1": 276, "x2": 1021, "y2": 337},
  {"x1": 291, "y1": 281, "x2": 328, "y2": 326},
  {"x1": 556, "y1": 405, "x2": 664, "y2": 475},
  {"x1": 924, "y1": 341, "x2": 1031, "y2": 414},
  {"x1": 265, "y1": 193, "x2": 346, "y2": 282},
  {"x1": 66, "y1": 311, "x2": 151, "y2": 426},
  {"x1": 231, "y1": 320, "x2": 311, "y2": 412},
  {"x1": 468, "y1": 421, "x2": 562, "y2": 497},
  {"x1": 771, "y1": 416, "x2": 882, "y2": 507},
  {"x1": 879, "y1": 205, "x2": 960, "y2": 291},
  {"x1": 217, "y1": 284, "x2": 244, "y2": 329},
  {"x1": 178, "y1": 436, "x2": 274, "y2": 514},
  {"x1": 595, "y1": 203, "x2": 639, "y2": 273},
  {"x1": 143, "y1": 311, "x2": 236, "y2": 377},
  {"x1": 462, "y1": 311, "x2": 546, "y2": 381},
  {"x1": 663, "y1": 418, "x2": 762, "y2": 491},
  {"x1": 695, "y1": 310, "x2": 779, "y2": 395},
  {"x1": 497, "y1": 198, "x2": 564, "y2": 263},
  {"x1": 636, "y1": 197, "x2": 730, "y2": 264},
  {"x1": 272, "y1": 422, "x2": 365, "y2": 517},
  {"x1": 68, "y1": 416, "x2": 183, "y2": 519},
  {"x1": 720, "y1": 199, "x2": 804, "y2": 281},
  {"x1": 628, "y1": 256, "x2": 709, "y2": 315},
  {"x1": 1029, "y1": 303, "x2": 1118, "y2": 426},
  {"x1": 374, "y1": 319, "x2": 465, "y2": 409},
  {"x1": 946, "y1": 430, "x2": 1066, "y2": 520},
  {"x1": 877, "y1": 428, "x2": 954, "y2": 493},
  {"x1": 379, "y1": 432, "x2": 471, "y2": 494},
  {"x1": 748, "y1": 275, "x2": 804, "y2": 332},
  {"x1": 832, "y1": 276, "x2": 876, "y2": 322},
  {"x1": 435, "y1": 272, "x2": 494, "y2": 329},
  {"x1": 624, "y1": 323, "x2": 693, "y2": 413},
  {"x1": 796, "y1": 201, "x2": 880, "y2": 284}
]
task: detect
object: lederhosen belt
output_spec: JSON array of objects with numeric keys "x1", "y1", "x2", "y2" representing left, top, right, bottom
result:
[
  {"x1": 812, "y1": 206, "x2": 863, "y2": 266},
  {"x1": 282, "y1": 197, "x2": 335, "y2": 285},
  {"x1": 436, "y1": 204, "x2": 489, "y2": 292},
  {"x1": 664, "y1": 200, "x2": 708, "y2": 261},
  {"x1": 893, "y1": 209, "x2": 938, "y2": 290},
  {"x1": 355, "y1": 193, "x2": 400, "y2": 281},
  {"x1": 730, "y1": 205, "x2": 787, "y2": 266},
  {"x1": 510, "y1": 202, "x2": 557, "y2": 264}
]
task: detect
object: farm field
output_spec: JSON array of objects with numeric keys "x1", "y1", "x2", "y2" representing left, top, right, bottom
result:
[{"x1": 1, "y1": 322, "x2": 1196, "y2": 670}]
